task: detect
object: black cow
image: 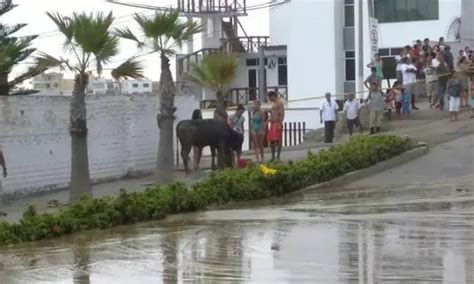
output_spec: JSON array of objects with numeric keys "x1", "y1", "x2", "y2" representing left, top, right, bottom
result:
[{"x1": 176, "y1": 119, "x2": 242, "y2": 173}]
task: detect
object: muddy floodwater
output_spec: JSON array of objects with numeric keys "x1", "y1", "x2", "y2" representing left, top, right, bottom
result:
[{"x1": 0, "y1": 136, "x2": 473, "y2": 283}]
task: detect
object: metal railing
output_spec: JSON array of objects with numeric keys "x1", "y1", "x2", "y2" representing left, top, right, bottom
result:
[
  {"x1": 177, "y1": 48, "x2": 222, "y2": 76},
  {"x1": 177, "y1": 0, "x2": 246, "y2": 14},
  {"x1": 221, "y1": 36, "x2": 270, "y2": 53},
  {"x1": 227, "y1": 86, "x2": 288, "y2": 106}
]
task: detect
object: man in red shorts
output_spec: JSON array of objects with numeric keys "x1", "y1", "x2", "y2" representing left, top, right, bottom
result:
[{"x1": 266, "y1": 91, "x2": 285, "y2": 161}]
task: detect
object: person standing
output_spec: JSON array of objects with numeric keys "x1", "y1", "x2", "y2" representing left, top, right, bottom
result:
[
  {"x1": 435, "y1": 53, "x2": 450, "y2": 110},
  {"x1": 267, "y1": 91, "x2": 285, "y2": 161},
  {"x1": 320, "y1": 92, "x2": 338, "y2": 143},
  {"x1": 364, "y1": 67, "x2": 380, "y2": 90},
  {"x1": 424, "y1": 56, "x2": 438, "y2": 107},
  {"x1": 401, "y1": 57, "x2": 419, "y2": 110},
  {"x1": 366, "y1": 82, "x2": 385, "y2": 134},
  {"x1": 228, "y1": 104, "x2": 245, "y2": 166},
  {"x1": 250, "y1": 101, "x2": 265, "y2": 163},
  {"x1": 367, "y1": 53, "x2": 384, "y2": 84},
  {"x1": 343, "y1": 93, "x2": 362, "y2": 136},
  {"x1": 446, "y1": 73, "x2": 462, "y2": 121}
]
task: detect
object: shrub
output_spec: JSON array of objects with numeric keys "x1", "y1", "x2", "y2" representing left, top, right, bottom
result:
[{"x1": 0, "y1": 135, "x2": 415, "y2": 245}]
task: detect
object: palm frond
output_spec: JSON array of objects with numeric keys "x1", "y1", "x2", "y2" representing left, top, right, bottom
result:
[
  {"x1": 46, "y1": 12, "x2": 74, "y2": 48},
  {"x1": 115, "y1": 27, "x2": 144, "y2": 47},
  {"x1": 0, "y1": 23, "x2": 27, "y2": 38},
  {"x1": 111, "y1": 58, "x2": 144, "y2": 80},
  {"x1": 34, "y1": 52, "x2": 67, "y2": 70},
  {"x1": 186, "y1": 53, "x2": 238, "y2": 94},
  {"x1": 133, "y1": 11, "x2": 200, "y2": 52},
  {"x1": 71, "y1": 11, "x2": 115, "y2": 55},
  {"x1": 0, "y1": 0, "x2": 16, "y2": 16}
]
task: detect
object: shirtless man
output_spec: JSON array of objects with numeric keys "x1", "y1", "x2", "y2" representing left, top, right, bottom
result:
[{"x1": 266, "y1": 91, "x2": 285, "y2": 161}]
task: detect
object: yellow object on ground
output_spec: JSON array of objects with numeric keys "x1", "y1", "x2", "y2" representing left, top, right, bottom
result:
[{"x1": 259, "y1": 164, "x2": 277, "y2": 176}]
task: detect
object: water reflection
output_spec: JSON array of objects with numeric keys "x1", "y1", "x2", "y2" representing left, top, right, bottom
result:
[{"x1": 0, "y1": 185, "x2": 473, "y2": 283}]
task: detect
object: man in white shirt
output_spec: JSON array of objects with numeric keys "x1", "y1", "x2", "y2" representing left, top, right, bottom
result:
[
  {"x1": 343, "y1": 93, "x2": 362, "y2": 136},
  {"x1": 401, "y1": 57, "x2": 419, "y2": 110},
  {"x1": 320, "y1": 92, "x2": 338, "y2": 143}
]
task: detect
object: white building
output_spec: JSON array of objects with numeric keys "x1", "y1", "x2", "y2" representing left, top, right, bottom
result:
[
  {"x1": 270, "y1": 0, "x2": 471, "y2": 107},
  {"x1": 175, "y1": 0, "x2": 289, "y2": 107},
  {"x1": 31, "y1": 72, "x2": 75, "y2": 95},
  {"x1": 120, "y1": 79, "x2": 153, "y2": 94},
  {"x1": 88, "y1": 77, "x2": 154, "y2": 95}
]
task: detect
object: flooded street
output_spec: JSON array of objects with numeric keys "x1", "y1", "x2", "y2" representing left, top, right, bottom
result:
[{"x1": 0, "y1": 135, "x2": 473, "y2": 284}]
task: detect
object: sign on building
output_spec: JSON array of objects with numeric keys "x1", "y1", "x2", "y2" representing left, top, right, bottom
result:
[{"x1": 369, "y1": 17, "x2": 379, "y2": 59}]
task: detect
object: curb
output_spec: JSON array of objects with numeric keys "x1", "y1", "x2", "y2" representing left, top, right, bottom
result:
[{"x1": 284, "y1": 142, "x2": 429, "y2": 198}]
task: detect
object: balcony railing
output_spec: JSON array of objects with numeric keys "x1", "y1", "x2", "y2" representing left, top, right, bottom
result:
[
  {"x1": 227, "y1": 86, "x2": 288, "y2": 106},
  {"x1": 177, "y1": 48, "x2": 222, "y2": 76},
  {"x1": 221, "y1": 36, "x2": 269, "y2": 53},
  {"x1": 177, "y1": 0, "x2": 246, "y2": 15}
]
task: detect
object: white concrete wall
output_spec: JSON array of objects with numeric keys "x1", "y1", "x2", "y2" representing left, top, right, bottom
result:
[
  {"x1": 0, "y1": 93, "x2": 199, "y2": 196},
  {"x1": 270, "y1": 0, "x2": 339, "y2": 109}
]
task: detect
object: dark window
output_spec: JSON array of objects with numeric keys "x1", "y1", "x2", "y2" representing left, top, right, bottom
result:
[
  {"x1": 390, "y1": 47, "x2": 404, "y2": 56},
  {"x1": 344, "y1": 5, "x2": 354, "y2": 27},
  {"x1": 278, "y1": 57, "x2": 287, "y2": 65},
  {"x1": 53, "y1": 83, "x2": 59, "y2": 88},
  {"x1": 246, "y1": 58, "x2": 258, "y2": 66},
  {"x1": 378, "y1": 48, "x2": 390, "y2": 56},
  {"x1": 374, "y1": 0, "x2": 438, "y2": 23},
  {"x1": 345, "y1": 51, "x2": 355, "y2": 58},
  {"x1": 381, "y1": 57, "x2": 397, "y2": 79},
  {"x1": 344, "y1": 0, "x2": 354, "y2": 4},
  {"x1": 278, "y1": 65, "x2": 287, "y2": 86},
  {"x1": 46, "y1": 83, "x2": 51, "y2": 89},
  {"x1": 132, "y1": 83, "x2": 139, "y2": 88},
  {"x1": 143, "y1": 83, "x2": 150, "y2": 88},
  {"x1": 246, "y1": 58, "x2": 268, "y2": 66},
  {"x1": 345, "y1": 59, "x2": 355, "y2": 81}
]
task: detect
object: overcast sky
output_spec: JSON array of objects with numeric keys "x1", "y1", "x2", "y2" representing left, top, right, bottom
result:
[{"x1": 4, "y1": 0, "x2": 269, "y2": 81}]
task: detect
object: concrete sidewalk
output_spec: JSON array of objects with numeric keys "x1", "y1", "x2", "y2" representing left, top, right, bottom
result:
[{"x1": 1, "y1": 106, "x2": 473, "y2": 222}]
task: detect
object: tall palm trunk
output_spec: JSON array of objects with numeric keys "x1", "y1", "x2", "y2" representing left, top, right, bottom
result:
[
  {"x1": 0, "y1": 72, "x2": 9, "y2": 96},
  {"x1": 155, "y1": 54, "x2": 176, "y2": 184},
  {"x1": 69, "y1": 72, "x2": 91, "y2": 202}
]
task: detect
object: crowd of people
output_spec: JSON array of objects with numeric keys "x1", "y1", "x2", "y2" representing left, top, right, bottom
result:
[
  {"x1": 370, "y1": 37, "x2": 473, "y2": 122},
  {"x1": 320, "y1": 37, "x2": 474, "y2": 143},
  {"x1": 191, "y1": 91, "x2": 285, "y2": 168}
]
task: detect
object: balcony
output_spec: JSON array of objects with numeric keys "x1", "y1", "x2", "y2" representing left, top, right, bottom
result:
[
  {"x1": 227, "y1": 86, "x2": 288, "y2": 106},
  {"x1": 221, "y1": 36, "x2": 269, "y2": 53},
  {"x1": 177, "y1": 0, "x2": 247, "y2": 16},
  {"x1": 177, "y1": 48, "x2": 222, "y2": 76}
]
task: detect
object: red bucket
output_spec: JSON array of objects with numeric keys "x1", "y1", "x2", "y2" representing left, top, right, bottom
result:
[{"x1": 238, "y1": 158, "x2": 251, "y2": 168}]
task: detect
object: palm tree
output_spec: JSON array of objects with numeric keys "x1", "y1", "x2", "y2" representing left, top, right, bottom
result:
[
  {"x1": 115, "y1": 11, "x2": 201, "y2": 184},
  {"x1": 36, "y1": 11, "x2": 143, "y2": 202},
  {"x1": 185, "y1": 52, "x2": 238, "y2": 108},
  {"x1": 0, "y1": 0, "x2": 50, "y2": 95}
]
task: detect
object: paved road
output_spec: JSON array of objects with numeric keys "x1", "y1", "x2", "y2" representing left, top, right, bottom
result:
[{"x1": 0, "y1": 135, "x2": 472, "y2": 283}]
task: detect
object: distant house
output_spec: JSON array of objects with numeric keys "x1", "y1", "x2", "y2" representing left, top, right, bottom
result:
[
  {"x1": 30, "y1": 72, "x2": 74, "y2": 95},
  {"x1": 121, "y1": 79, "x2": 153, "y2": 94}
]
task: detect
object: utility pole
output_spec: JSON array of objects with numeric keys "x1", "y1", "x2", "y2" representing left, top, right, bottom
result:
[
  {"x1": 357, "y1": 0, "x2": 364, "y2": 98},
  {"x1": 258, "y1": 46, "x2": 266, "y2": 103}
]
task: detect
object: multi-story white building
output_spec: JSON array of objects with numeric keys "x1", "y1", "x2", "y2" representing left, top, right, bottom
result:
[
  {"x1": 175, "y1": 0, "x2": 289, "y2": 107},
  {"x1": 30, "y1": 72, "x2": 75, "y2": 94},
  {"x1": 270, "y1": 0, "x2": 472, "y2": 107}
]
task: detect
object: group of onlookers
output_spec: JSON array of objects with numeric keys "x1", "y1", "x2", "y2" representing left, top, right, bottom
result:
[
  {"x1": 191, "y1": 91, "x2": 285, "y2": 168},
  {"x1": 320, "y1": 37, "x2": 474, "y2": 143}
]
